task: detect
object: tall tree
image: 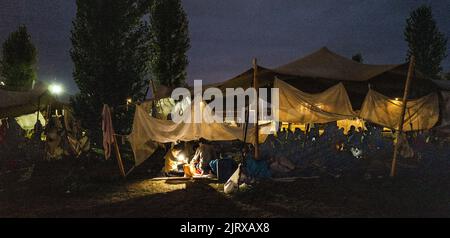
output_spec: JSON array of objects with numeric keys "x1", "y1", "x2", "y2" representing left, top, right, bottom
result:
[
  {"x1": 0, "y1": 25, "x2": 37, "y2": 90},
  {"x1": 404, "y1": 5, "x2": 448, "y2": 79},
  {"x1": 148, "y1": 0, "x2": 190, "y2": 88},
  {"x1": 71, "y1": 0, "x2": 149, "y2": 140},
  {"x1": 351, "y1": 53, "x2": 363, "y2": 63}
]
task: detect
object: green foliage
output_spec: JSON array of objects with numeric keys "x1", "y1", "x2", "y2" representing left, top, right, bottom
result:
[
  {"x1": 148, "y1": 0, "x2": 190, "y2": 88},
  {"x1": 404, "y1": 5, "x2": 448, "y2": 79},
  {"x1": 70, "y1": 0, "x2": 150, "y2": 141},
  {"x1": 0, "y1": 25, "x2": 37, "y2": 90}
]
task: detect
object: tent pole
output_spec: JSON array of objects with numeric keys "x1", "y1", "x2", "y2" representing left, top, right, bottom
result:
[
  {"x1": 253, "y1": 58, "x2": 259, "y2": 159},
  {"x1": 303, "y1": 123, "x2": 310, "y2": 148},
  {"x1": 114, "y1": 134, "x2": 126, "y2": 178},
  {"x1": 149, "y1": 78, "x2": 158, "y2": 117},
  {"x1": 150, "y1": 78, "x2": 157, "y2": 98},
  {"x1": 242, "y1": 104, "x2": 250, "y2": 152},
  {"x1": 36, "y1": 95, "x2": 41, "y2": 122},
  {"x1": 407, "y1": 108, "x2": 413, "y2": 131},
  {"x1": 390, "y1": 56, "x2": 415, "y2": 177}
]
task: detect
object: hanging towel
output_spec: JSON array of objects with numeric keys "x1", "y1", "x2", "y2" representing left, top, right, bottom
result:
[{"x1": 102, "y1": 104, "x2": 115, "y2": 160}]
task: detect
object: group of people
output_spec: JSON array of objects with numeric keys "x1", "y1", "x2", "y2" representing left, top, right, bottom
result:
[
  {"x1": 0, "y1": 114, "x2": 90, "y2": 163},
  {"x1": 260, "y1": 122, "x2": 450, "y2": 177},
  {"x1": 257, "y1": 123, "x2": 390, "y2": 177},
  {"x1": 163, "y1": 139, "x2": 238, "y2": 179},
  {"x1": 161, "y1": 121, "x2": 449, "y2": 180}
]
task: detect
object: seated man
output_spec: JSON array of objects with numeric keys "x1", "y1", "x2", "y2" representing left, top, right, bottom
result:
[
  {"x1": 190, "y1": 139, "x2": 218, "y2": 176},
  {"x1": 163, "y1": 142, "x2": 186, "y2": 177}
]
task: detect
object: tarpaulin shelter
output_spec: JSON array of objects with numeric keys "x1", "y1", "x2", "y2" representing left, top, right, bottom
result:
[
  {"x1": 0, "y1": 81, "x2": 54, "y2": 119},
  {"x1": 208, "y1": 47, "x2": 437, "y2": 109},
  {"x1": 359, "y1": 89, "x2": 439, "y2": 131},
  {"x1": 15, "y1": 111, "x2": 47, "y2": 131},
  {"x1": 127, "y1": 47, "x2": 442, "y2": 166},
  {"x1": 430, "y1": 80, "x2": 450, "y2": 135},
  {"x1": 139, "y1": 97, "x2": 192, "y2": 120},
  {"x1": 274, "y1": 78, "x2": 356, "y2": 123},
  {"x1": 275, "y1": 76, "x2": 439, "y2": 131},
  {"x1": 128, "y1": 101, "x2": 271, "y2": 166}
]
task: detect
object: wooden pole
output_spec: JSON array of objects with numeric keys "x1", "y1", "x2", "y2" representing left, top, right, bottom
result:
[
  {"x1": 390, "y1": 56, "x2": 415, "y2": 177},
  {"x1": 150, "y1": 78, "x2": 157, "y2": 99},
  {"x1": 253, "y1": 58, "x2": 259, "y2": 159},
  {"x1": 114, "y1": 134, "x2": 126, "y2": 178},
  {"x1": 149, "y1": 78, "x2": 159, "y2": 117},
  {"x1": 36, "y1": 95, "x2": 41, "y2": 122},
  {"x1": 242, "y1": 103, "x2": 250, "y2": 153},
  {"x1": 303, "y1": 123, "x2": 311, "y2": 148}
]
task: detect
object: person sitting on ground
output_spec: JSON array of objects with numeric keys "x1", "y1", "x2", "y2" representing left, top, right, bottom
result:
[
  {"x1": 259, "y1": 134, "x2": 276, "y2": 160},
  {"x1": 33, "y1": 120, "x2": 43, "y2": 141},
  {"x1": 190, "y1": 139, "x2": 218, "y2": 176},
  {"x1": 45, "y1": 119, "x2": 64, "y2": 161},
  {"x1": 293, "y1": 128, "x2": 305, "y2": 142},
  {"x1": 335, "y1": 127, "x2": 346, "y2": 151},
  {"x1": 163, "y1": 142, "x2": 186, "y2": 177},
  {"x1": 309, "y1": 126, "x2": 320, "y2": 144},
  {"x1": 286, "y1": 127, "x2": 294, "y2": 141},
  {"x1": 346, "y1": 125, "x2": 357, "y2": 146}
]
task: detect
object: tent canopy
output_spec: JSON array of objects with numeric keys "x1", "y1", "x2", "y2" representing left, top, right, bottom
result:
[
  {"x1": 431, "y1": 79, "x2": 450, "y2": 91},
  {"x1": 206, "y1": 47, "x2": 437, "y2": 109},
  {"x1": 128, "y1": 100, "x2": 271, "y2": 166},
  {"x1": 275, "y1": 78, "x2": 357, "y2": 123},
  {"x1": 359, "y1": 90, "x2": 439, "y2": 131},
  {"x1": 274, "y1": 47, "x2": 402, "y2": 82},
  {"x1": 128, "y1": 78, "x2": 441, "y2": 166},
  {"x1": 0, "y1": 81, "x2": 54, "y2": 118},
  {"x1": 275, "y1": 77, "x2": 439, "y2": 131}
]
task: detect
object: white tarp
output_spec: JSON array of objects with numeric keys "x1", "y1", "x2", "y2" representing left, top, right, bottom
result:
[
  {"x1": 128, "y1": 102, "x2": 269, "y2": 166},
  {"x1": 274, "y1": 78, "x2": 357, "y2": 123},
  {"x1": 431, "y1": 91, "x2": 450, "y2": 135},
  {"x1": 359, "y1": 89, "x2": 439, "y2": 131},
  {"x1": 0, "y1": 81, "x2": 53, "y2": 118},
  {"x1": 15, "y1": 111, "x2": 46, "y2": 131}
]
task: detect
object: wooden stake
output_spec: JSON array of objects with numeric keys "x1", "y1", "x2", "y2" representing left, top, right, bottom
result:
[
  {"x1": 242, "y1": 103, "x2": 250, "y2": 156},
  {"x1": 303, "y1": 123, "x2": 311, "y2": 148},
  {"x1": 390, "y1": 56, "x2": 415, "y2": 177},
  {"x1": 253, "y1": 58, "x2": 259, "y2": 159},
  {"x1": 114, "y1": 135, "x2": 126, "y2": 178},
  {"x1": 36, "y1": 95, "x2": 41, "y2": 122},
  {"x1": 149, "y1": 78, "x2": 157, "y2": 116}
]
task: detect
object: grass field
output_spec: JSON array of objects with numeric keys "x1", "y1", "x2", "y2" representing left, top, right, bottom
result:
[{"x1": 1, "y1": 158, "x2": 449, "y2": 218}]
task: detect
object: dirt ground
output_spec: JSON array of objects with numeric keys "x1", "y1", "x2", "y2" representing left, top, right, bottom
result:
[{"x1": 1, "y1": 158, "x2": 449, "y2": 218}]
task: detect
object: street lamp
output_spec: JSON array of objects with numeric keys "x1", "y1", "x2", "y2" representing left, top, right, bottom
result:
[
  {"x1": 48, "y1": 83, "x2": 64, "y2": 118},
  {"x1": 49, "y1": 83, "x2": 64, "y2": 95}
]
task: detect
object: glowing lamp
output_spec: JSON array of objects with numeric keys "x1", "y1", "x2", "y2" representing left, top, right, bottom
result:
[
  {"x1": 177, "y1": 152, "x2": 187, "y2": 163},
  {"x1": 49, "y1": 84, "x2": 64, "y2": 95}
]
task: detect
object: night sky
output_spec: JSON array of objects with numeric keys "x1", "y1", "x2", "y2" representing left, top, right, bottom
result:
[{"x1": 0, "y1": 0, "x2": 449, "y2": 94}]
